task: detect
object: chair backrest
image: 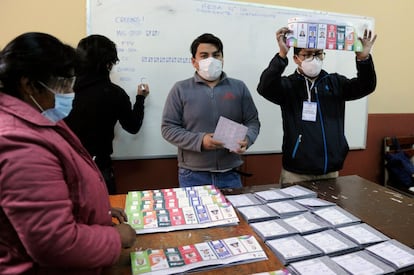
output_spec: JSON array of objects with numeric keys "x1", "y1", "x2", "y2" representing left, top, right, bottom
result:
[
  {"x1": 384, "y1": 136, "x2": 414, "y2": 158},
  {"x1": 383, "y1": 136, "x2": 414, "y2": 195}
]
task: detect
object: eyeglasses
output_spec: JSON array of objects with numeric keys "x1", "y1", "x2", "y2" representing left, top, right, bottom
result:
[
  {"x1": 297, "y1": 51, "x2": 326, "y2": 61},
  {"x1": 39, "y1": 76, "x2": 76, "y2": 94}
]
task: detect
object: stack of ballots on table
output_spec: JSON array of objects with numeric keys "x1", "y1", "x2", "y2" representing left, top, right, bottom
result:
[
  {"x1": 125, "y1": 185, "x2": 239, "y2": 234},
  {"x1": 130, "y1": 235, "x2": 267, "y2": 275},
  {"x1": 225, "y1": 184, "x2": 414, "y2": 274}
]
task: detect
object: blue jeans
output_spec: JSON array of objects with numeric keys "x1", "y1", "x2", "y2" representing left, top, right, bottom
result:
[{"x1": 178, "y1": 168, "x2": 242, "y2": 189}]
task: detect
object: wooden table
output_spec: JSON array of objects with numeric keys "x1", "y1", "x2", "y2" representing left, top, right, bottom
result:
[
  {"x1": 288, "y1": 175, "x2": 414, "y2": 248},
  {"x1": 103, "y1": 175, "x2": 414, "y2": 274}
]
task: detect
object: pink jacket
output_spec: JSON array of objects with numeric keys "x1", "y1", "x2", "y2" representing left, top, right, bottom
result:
[{"x1": 0, "y1": 93, "x2": 122, "y2": 274}]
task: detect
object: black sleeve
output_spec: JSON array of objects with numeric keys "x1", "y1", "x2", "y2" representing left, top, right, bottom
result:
[
  {"x1": 341, "y1": 54, "x2": 377, "y2": 101},
  {"x1": 257, "y1": 53, "x2": 289, "y2": 105},
  {"x1": 117, "y1": 90, "x2": 145, "y2": 134}
]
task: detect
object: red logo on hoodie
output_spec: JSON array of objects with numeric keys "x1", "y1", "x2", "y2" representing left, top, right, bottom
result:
[{"x1": 222, "y1": 92, "x2": 236, "y2": 100}]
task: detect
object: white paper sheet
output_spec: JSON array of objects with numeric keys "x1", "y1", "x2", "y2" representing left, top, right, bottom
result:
[{"x1": 213, "y1": 116, "x2": 248, "y2": 152}]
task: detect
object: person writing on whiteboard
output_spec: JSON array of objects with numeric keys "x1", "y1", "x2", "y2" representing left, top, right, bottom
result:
[
  {"x1": 0, "y1": 32, "x2": 136, "y2": 274},
  {"x1": 161, "y1": 33, "x2": 260, "y2": 188},
  {"x1": 257, "y1": 27, "x2": 377, "y2": 184},
  {"x1": 65, "y1": 35, "x2": 149, "y2": 194}
]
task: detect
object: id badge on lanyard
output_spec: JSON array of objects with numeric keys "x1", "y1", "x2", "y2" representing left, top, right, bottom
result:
[{"x1": 302, "y1": 101, "x2": 317, "y2": 122}]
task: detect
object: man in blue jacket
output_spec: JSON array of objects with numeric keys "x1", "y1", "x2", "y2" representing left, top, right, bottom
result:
[{"x1": 257, "y1": 27, "x2": 377, "y2": 184}]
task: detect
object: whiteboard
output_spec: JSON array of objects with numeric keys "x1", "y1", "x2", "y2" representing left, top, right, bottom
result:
[{"x1": 87, "y1": 0, "x2": 374, "y2": 159}]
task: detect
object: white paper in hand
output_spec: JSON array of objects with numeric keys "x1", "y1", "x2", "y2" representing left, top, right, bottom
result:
[{"x1": 213, "y1": 116, "x2": 248, "y2": 152}]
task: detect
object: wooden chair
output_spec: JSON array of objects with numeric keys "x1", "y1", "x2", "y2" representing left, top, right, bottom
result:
[{"x1": 383, "y1": 136, "x2": 414, "y2": 197}]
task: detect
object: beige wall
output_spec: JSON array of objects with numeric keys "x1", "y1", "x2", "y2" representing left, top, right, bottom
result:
[{"x1": 1, "y1": 0, "x2": 412, "y2": 113}]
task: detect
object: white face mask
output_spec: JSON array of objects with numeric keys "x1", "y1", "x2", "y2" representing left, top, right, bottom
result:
[
  {"x1": 197, "y1": 57, "x2": 223, "y2": 81},
  {"x1": 300, "y1": 58, "x2": 323, "y2": 78}
]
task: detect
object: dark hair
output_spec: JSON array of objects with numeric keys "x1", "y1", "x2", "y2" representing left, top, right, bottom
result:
[
  {"x1": 0, "y1": 32, "x2": 76, "y2": 98},
  {"x1": 76, "y1": 35, "x2": 119, "y2": 75},
  {"x1": 293, "y1": 47, "x2": 303, "y2": 55},
  {"x1": 190, "y1": 33, "x2": 223, "y2": 58}
]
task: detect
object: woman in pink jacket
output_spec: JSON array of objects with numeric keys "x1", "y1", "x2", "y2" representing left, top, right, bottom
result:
[{"x1": 0, "y1": 33, "x2": 136, "y2": 274}]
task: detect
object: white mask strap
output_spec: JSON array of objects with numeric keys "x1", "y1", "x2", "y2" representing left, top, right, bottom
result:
[{"x1": 29, "y1": 94, "x2": 45, "y2": 112}]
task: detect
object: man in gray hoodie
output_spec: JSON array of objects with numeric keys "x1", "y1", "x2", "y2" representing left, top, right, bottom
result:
[{"x1": 161, "y1": 33, "x2": 260, "y2": 188}]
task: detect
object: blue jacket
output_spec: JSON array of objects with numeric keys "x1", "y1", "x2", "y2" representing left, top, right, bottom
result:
[
  {"x1": 257, "y1": 54, "x2": 376, "y2": 174},
  {"x1": 162, "y1": 72, "x2": 260, "y2": 171}
]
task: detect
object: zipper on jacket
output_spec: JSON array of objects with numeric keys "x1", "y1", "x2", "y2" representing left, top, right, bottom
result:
[{"x1": 292, "y1": 134, "x2": 302, "y2": 158}]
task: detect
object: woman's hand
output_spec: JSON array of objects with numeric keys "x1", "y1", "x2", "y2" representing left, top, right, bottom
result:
[{"x1": 110, "y1": 207, "x2": 128, "y2": 224}]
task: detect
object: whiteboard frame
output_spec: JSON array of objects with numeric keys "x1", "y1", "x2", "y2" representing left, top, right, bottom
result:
[{"x1": 86, "y1": 0, "x2": 374, "y2": 159}]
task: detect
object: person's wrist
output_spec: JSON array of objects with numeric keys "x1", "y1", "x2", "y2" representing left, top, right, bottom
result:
[
  {"x1": 356, "y1": 53, "x2": 370, "y2": 61},
  {"x1": 279, "y1": 52, "x2": 287, "y2": 59}
]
